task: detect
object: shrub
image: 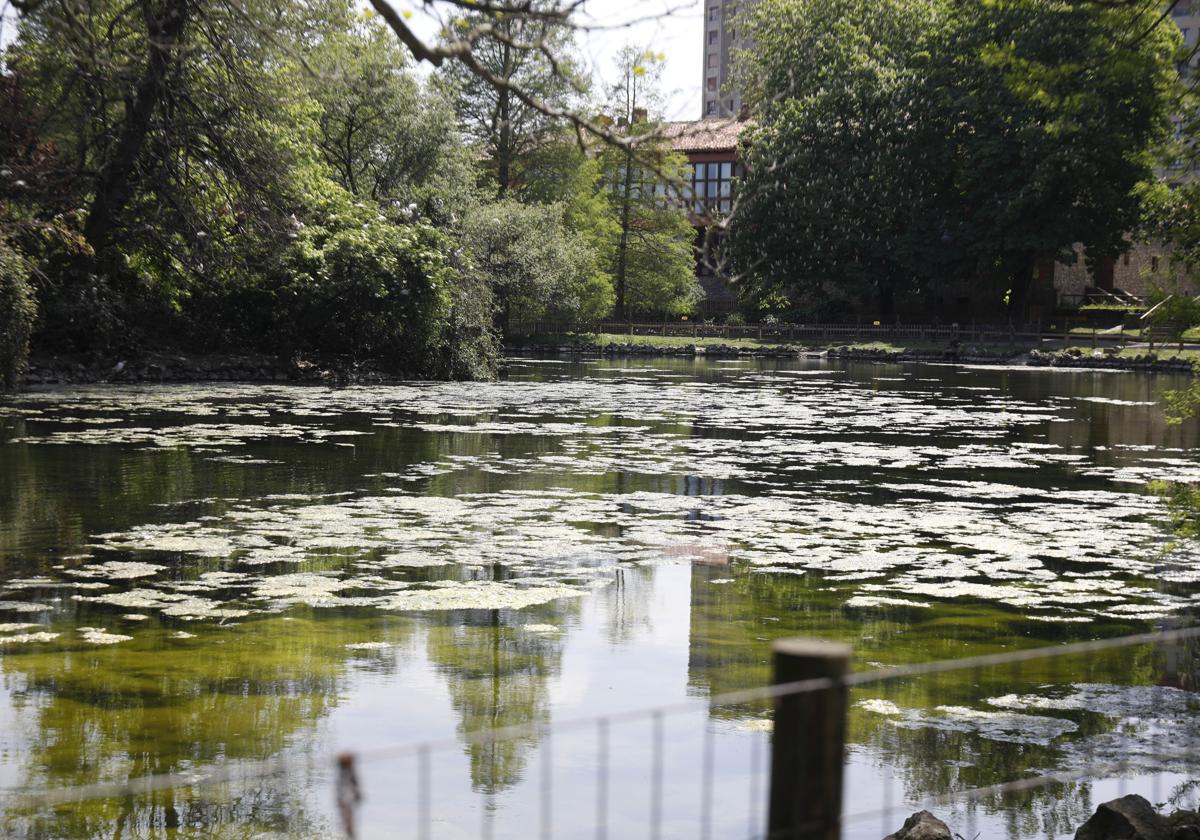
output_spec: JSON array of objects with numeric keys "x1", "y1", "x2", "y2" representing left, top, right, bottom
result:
[
  {"x1": 462, "y1": 200, "x2": 613, "y2": 331},
  {"x1": 0, "y1": 238, "x2": 37, "y2": 390},
  {"x1": 272, "y1": 211, "x2": 498, "y2": 378}
]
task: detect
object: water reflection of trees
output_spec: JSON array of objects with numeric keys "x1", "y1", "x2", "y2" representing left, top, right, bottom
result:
[
  {"x1": 424, "y1": 599, "x2": 576, "y2": 795},
  {"x1": 0, "y1": 416, "x2": 451, "y2": 570},
  {"x1": 597, "y1": 564, "x2": 658, "y2": 645},
  {"x1": 0, "y1": 612, "x2": 413, "y2": 839},
  {"x1": 685, "y1": 559, "x2": 1200, "y2": 835}
]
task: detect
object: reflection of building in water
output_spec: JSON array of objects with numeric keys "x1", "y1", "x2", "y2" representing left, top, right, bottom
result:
[
  {"x1": 685, "y1": 564, "x2": 773, "y2": 713},
  {"x1": 424, "y1": 599, "x2": 576, "y2": 794}
]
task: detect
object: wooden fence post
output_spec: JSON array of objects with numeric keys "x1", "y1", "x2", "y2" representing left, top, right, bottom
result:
[{"x1": 768, "y1": 639, "x2": 851, "y2": 840}]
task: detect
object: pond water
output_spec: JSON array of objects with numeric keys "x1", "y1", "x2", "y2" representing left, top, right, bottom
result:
[{"x1": 1, "y1": 357, "x2": 1199, "y2": 839}]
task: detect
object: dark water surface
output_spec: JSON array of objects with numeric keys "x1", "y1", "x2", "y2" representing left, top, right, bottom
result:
[{"x1": 1, "y1": 357, "x2": 1198, "y2": 839}]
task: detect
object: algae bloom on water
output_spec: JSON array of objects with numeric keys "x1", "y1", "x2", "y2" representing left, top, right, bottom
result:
[{"x1": 0, "y1": 361, "x2": 1198, "y2": 839}]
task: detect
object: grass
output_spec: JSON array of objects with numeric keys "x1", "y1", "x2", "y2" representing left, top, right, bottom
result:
[
  {"x1": 521, "y1": 331, "x2": 1200, "y2": 364},
  {"x1": 523, "y1": 332, "x2": 952, "y2": 354}
]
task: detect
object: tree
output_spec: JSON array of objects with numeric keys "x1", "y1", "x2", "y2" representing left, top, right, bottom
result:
[
  {"x1": 728, "y1": 0, "x2": 1180, "y2": 320},
  {"x1": 0, "y1": 237, "x2": 36, "y2": 390},
  {"x1": 309, "y1": 12, "x2": 477, "y2": 214},
  {"x1": 3, "y1": 0, "x2": 341, "y2": 344},
  {"x1": 1, "y1": 0, "x2": 500, "y2": 376},
  {"x1": 463, "y1": 199, "x2": 612, "y2": 331},
  {"x1": 438, "y1": 2, "x2": 585, "y2": 196},
  {"x1": 600, "y1": 47, "x2": 701, "y2": 320}
]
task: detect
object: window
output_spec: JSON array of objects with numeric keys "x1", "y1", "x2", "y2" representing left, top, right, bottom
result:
[
  {"x1": 1123, "y1": 254, "x2": 1130, "y2": 266},
  {"x1": 705, "y1": 100, "x2": 718, "y2": 115},
  {"x1": 707, "y1": 54, "x2": 718, "y2": 67},
  {"x1": 1152, "y1": 256, "x2": 1160, "y2": 272},
  {"x1": 707, "y1": 78, "x2": 717, "y2": 92},
  {"x1": 708, "y1": 29, "x2": 718, "y2": 44},
  {"x1": 708, "y1": 5, "x2": 719, "y2": 20},
  {"x1": 688, "y1": 156, "x2": 736, "y2": 214}
]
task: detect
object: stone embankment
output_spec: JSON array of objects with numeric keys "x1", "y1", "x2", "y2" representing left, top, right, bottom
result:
[
  {"x1": 20, "y1": 353, "x2": 408, "y2": 386},
  {"x1": 884, "y1": 796, "x2": 1200, "y2": 840},
  {"x1": 15, "y1": 342, "x2": 1198, "y2": 387}
]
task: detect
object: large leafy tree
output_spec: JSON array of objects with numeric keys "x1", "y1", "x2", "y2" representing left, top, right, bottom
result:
[
  {"x1": 1, "y1": 0, "x2": 500, "y2": 376},
  {"x1": 728, "y1": 0, "x2": 1180, "y2": 320},
  {"x1": 3, "y1": 0, "x2": 342, "y2": 342}
]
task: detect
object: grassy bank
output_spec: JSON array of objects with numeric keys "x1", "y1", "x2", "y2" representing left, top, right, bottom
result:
[{"x1": 519, "y1": 332, "x2": 948, "y2": 354}]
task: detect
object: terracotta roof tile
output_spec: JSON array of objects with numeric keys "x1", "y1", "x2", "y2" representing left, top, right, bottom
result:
[{"x1": 660, "y1": 117, "x2": 751, "y2": 153}]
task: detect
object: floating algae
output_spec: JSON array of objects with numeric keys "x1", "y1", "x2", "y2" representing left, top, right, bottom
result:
[
  {"x1": 858, "y1": 700, "x2": 1078, "y2": 746},
  {"x1": 0, "y1": 631, "x2": 60, "y2": 644},
  {"x1": 2, "y1": 361, "x2": 1199, "y2": 840},
  {"x1": 77, "y1": 627, "x2": 133, "y2": 645},
  {"x1": 378, "y1": 582, "x2": 584, "y2": 612},
  {"x1": 65, "y1": 561, "x2": 166, "y2": 580}
]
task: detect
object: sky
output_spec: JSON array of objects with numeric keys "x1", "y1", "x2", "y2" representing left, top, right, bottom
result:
[{"x1": 398, "y1": 0, "x2": 706, "y2": 120}]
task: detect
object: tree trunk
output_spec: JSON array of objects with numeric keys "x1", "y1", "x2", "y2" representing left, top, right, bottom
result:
[
  {"x1": 1006, "y1": 255, "x2": 1036, "y2": 325},
  {"x1": 614, "y1": 146, "x2": 635, "y2": 321},
  {"x1": 877, "y1": 275, "x2": 895, "y2": 322},
  {"x1": 82, "y1": 0, "x2": 190, "y2": 265},
  {"x1": 496, "y1": 40, "x2": 512, "y2": 197}
]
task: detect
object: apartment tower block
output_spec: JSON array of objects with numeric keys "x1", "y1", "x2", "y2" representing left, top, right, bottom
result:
[{"x1": 701, "y1": 0, "x2": 744, "y2": 117}]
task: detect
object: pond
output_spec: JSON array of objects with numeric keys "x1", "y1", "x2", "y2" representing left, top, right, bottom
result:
[{"x1": 1, "y1": 357, "x2": 1198, "y2": 839}]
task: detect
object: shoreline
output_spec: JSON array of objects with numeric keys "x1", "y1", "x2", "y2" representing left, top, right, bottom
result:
[
  {"x1": 8, "y1": 341, "x2": 1195, "y2": 389},
  {"x1": 507, "y1": 339, "x2": 1199, "y2": 374}
]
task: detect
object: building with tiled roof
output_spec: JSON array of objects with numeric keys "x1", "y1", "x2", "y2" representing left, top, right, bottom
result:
[{"x1": 661, "y1": 117, "x2": 752, "y2": 314}]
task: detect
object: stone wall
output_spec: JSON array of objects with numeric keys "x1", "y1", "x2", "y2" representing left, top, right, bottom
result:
[{"x1": 1054, "y1": 241, "x2": 1199, "y2": 303}]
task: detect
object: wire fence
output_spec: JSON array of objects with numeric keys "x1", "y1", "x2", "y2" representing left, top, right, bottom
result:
[{"x1": 7, "y1": 625, "x2": 1200, "y2": 839}]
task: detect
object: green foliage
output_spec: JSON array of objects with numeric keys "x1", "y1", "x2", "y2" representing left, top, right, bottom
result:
[
  {"x1": 1139, "y1": 180, "x2": 1200, "y2": 272},
  {"x1": 516, "y1": 140, "x2": 619, "y2": 256},
  {"x1": 729, "y1": 0, "x2": 1180, "y2": 319},
  {"x1": 309, "y1": 15, "x2": 478, "y2": 214},
  {"x1": 463, "y1": 200, "x2": 612, "y2": 329},
  {"x1": 1146, "y1": 278, "x2": 1200, "y2": 340},
  {"x1": 438, "y1": 3, "x2": 585, "y2": 196},
  {"x1": 600, "y1": 46, "x2": 701, "y2": 319},
  {"x1": 1149, "y1": 480, "x2": 1200, "y2": 543},
  {"x1": 1, "y1": 0, "x2": 499, "y2": 378},
  {"x1": 0, "y1": 238, "x2": 37, "y2": 390},
  {"x1": 613, "y1": 202, "x2": 701, "y2": 318},
  {"x1": 1163, "y1": 381, "x2": 1200, "y2": 425}
]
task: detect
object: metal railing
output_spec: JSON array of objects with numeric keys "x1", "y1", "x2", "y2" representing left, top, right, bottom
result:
[{"x1": 7, "y1": 624, "x2": 1199, "y2": 839}]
